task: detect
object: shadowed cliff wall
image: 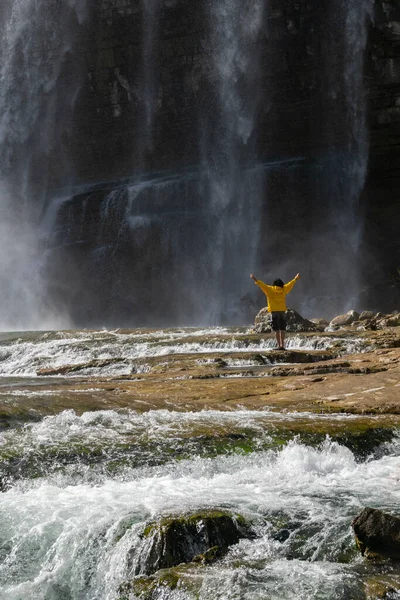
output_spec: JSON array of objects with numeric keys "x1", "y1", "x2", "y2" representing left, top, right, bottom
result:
[{"x1": 43, "y1": 0, "x2": 400, "y2": 325}]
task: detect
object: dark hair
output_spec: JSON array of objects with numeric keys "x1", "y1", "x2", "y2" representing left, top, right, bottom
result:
[{"x1": 273, "y1": 279, "x2": 284, "y2": 287}]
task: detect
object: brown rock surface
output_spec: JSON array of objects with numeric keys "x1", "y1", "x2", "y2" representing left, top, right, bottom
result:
[{"x1": 0, "y1": 328, "x2": 398, "y2": 423}]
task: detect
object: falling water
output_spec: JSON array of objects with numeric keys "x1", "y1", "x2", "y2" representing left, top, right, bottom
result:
[
  {"x1": 141, "y1": 0, "x2": 163, "y2": 147},
  {"x1": 200, "y1": 0, "x2": 265, "y2": 321},
  {"x1": 304, "y1": 0, "x2": 374, "y2": 317},
  {"x1": 0, "y1": 0, "x2": 378, "y2": 328},
  {"x1": 343, "y1": 0, "x2": 375, "y2": 236},
  {"x1": 0, "y1": 0, "x2": 88, "y2": 330}
]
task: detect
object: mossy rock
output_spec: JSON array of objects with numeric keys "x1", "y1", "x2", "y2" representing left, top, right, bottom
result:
[
  {"x1": 119, "y1": 571, "x2": 179, "y2": 600},
  {"x1": 136, "y1": 509, "x2": 253, "y2": 575},
  {"x1": 119, "y1": 565, "x2": 203, "y2": 600}
]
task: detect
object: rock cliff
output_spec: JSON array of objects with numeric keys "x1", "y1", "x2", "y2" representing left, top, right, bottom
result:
[{"x1": 43, "y1": 0, "x2": 400, "y2": 325}]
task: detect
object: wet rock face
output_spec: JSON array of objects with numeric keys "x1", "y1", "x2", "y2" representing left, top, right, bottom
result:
[
  {"x1": 352, "y1": 507, "x2": 400, "y2": 560},
  {"x1": 34, "y1": 0, "x2": 400, "y2": 326},
  {"x1": 134, "y1": 510, "x2": 252, "y2": 576}
]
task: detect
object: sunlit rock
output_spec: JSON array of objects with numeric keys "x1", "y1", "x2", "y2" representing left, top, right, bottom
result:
[
  {"x1": 359, "y1": 311, "x2": 377, "y2": 321},
  {"x1": 310, "y1": 318, "x2": 329, "y2": 331},
  {"x1": 253, "y1": 307, "x2": 272, "y2": 333},
  {"x1": 253, "y1": 307, "x2": 317, "y2": 333},
  {"x1": 352, "y1": 507, "x2": 400, "y2": 560},
  {"x1": 377, "y1": 315, "x2": 400, "y2": 329},
  {"x1": 330, "y1": 310, "x2": 360, "y2": 327}
]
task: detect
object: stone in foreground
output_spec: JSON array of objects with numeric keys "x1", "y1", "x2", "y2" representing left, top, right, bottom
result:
[
  {"x1": 352, "y1": 507, "x2": 400, "y2": 560},
  {"x1": 135, "y1": 510, "x2": 252, "y2": 575}
]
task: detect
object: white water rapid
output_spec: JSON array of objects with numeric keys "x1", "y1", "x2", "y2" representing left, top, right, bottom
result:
[
  {"x1": 0, "y1": 326, "x2": 398, "y2": 599},
  {"x1": 1, "y1": 408, "x2": 400, "y2": 600},
  {"x1": 0, "y1": 327, "x2": 367, "y2": 378}
]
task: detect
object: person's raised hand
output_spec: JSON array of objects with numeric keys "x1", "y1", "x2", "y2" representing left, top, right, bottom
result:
[
  {"x1": 295, "y1": 273, "x2": 300, "y2": 280},
  {"x1": 250, "y1": 274, "x2": 256, "y2": 281}
]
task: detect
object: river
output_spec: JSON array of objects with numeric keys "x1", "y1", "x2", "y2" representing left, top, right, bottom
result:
[{"x1": 0, "y1": 327, "x2": 399, "y2": 599}]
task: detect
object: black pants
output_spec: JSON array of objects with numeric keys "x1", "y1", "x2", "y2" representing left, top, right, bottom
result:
[{"x1": 271, "y1": 311, "x2": 286, "y2": 331}]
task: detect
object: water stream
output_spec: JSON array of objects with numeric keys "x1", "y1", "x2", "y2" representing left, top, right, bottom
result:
[
  {"x1": 0, "y1": 407, "x2": 399, "y2": 599},
  {"x1": 0, "y1": 326, "x2": 398, "y2": 598}
]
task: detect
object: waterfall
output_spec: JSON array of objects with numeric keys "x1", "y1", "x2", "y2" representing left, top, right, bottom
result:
[
  {"x1": 343, "y1": 0, "x2": 374, "y2": 231},
  {"x1": 141, "y1": 0, "x2": 162, "y2": 147},
  {"x1": 0, "y1": 0, "x2": 378, "y2": 328},
  {"x1": 304, "y1": 0, "x2": 374, "y2": 317},
  {"x1": 200, "y1": 0, "x2": 265, "y2": 322},
  {"x1": 0, "y1": 0, "x2": 88, "y2": 330}
]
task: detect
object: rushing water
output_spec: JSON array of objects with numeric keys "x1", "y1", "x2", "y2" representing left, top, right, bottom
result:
[
  {"x1": 0, "y1": 326, "x2": 398, "y2": 599},
  {"x1": 1, "y1": 408, "x2": 400, "y2": 600},
  {"x1": 0, "y1": 327, "x2": 367, "y2": 378}
]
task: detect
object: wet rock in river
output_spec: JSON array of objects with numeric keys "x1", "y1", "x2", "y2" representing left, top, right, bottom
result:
[
  {"x1": 134, "y1": 510, "x2": 253, "y2": 576},
  {"x1": 352, "y1": 507, "x2": 400, "y2": 560},
  {"x1": 119, "y1": 565, "x2": 202, "y2": 600},
  {"x1": 364, "y1": 576, "x2": 400, "y2": 600},
  {"x1": 37, "y1": 357, "x2": 125, "y2": 376}
]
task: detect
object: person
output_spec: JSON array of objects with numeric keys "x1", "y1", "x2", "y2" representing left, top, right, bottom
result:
[{"x1": 250, "y1": 272, "x2": 300, "y2": 350}]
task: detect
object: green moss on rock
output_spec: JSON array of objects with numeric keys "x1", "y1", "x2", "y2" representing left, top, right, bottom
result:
[
  {"x1": 137, "y1": 509, "x2": 253, "y2": 576},
  {"x1": 118, "y1": 565, "x2": 203, "y2": 600}
]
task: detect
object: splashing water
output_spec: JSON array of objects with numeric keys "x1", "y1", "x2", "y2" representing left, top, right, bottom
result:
[
  {"x1": 0, "y1": 407, "x2": 400, "y2": 600},
  {"x1": 0, "y1": 327, "x2": 368, "y2": 378}
]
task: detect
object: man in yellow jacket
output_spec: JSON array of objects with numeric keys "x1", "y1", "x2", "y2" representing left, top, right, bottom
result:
[{"x1": 250, "y1": 273, "x2": 300, "y2": 350}]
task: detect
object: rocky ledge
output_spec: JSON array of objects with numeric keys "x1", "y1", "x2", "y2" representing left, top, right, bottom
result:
[{"x1": 0, "y1": 316, "x2": 399, "y2": 425}]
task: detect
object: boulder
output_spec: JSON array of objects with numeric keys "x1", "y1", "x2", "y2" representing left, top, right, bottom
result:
[
  {"x1": 253, "y1": 307, "x2": 272, "y2": 333},
  {"x1": 377, "y1": 315, "x2": 400, "y2": 329},
  {"x1": 359, "y1": 311, "x2": 377, "y2": 321},
  {"x1": 352, "y1": 507, "x2": 400, "y2": 560},
  {"x1": 330, "y1": 310, "x2": 360, "y2": 327},
  {"x1": 134, "y1": 510, "x2": 253, "y2": 576},
  {"x1": 253, "y1": 307, "x2": 317, "y2": 333},
  {"x1": 310, "y1": 318, "x2": 329, "y2": 331},
  {"x1": 285, "y1": 309, "x2": 318, "y2": 332}
]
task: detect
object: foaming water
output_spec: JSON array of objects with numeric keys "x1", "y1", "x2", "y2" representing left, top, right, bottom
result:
[
  {"x1": 0, "y1": 327, "x2": 368, "y2": 377},
  {"x1": 1, "y1": 416, "x2": 400, "y2": 600}
]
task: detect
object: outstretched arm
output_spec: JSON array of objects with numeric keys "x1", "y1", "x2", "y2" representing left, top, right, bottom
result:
[
  {"x1": 250, "y1": 274, "x2": 272, "y2": 295},
  {"x1": 284, "y1": 273, "x2": 300, "y2": 293}
]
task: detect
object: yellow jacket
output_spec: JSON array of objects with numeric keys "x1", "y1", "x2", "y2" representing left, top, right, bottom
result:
[{"x1": 254, "y1": 278, "x2": 298, "y2": 312}]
